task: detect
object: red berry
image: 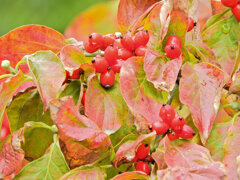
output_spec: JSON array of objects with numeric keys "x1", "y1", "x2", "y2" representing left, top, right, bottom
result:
[
  {"x1": 171, "y1": 114, "x2": 186, "y2": 134},
  {"x1": 100, "y1": 34, "x2": 116, "y2": 50},
  {"x1": 118, "y1": 48, "x2": 133, "y2": 60},
  {"x1": 165, "y1": 44, "x2": 181, "y2": 59},
  {"x1": 63, "y1": 70, "x2": 70, "y2": 85},
  {"x1": 104, "y1": 45, "x2": 118, "y2": 66},
  {"x1": 168, "y1": 131, "x2": 179, "y2": 141},
  {"x1": 131, "y1": 155, "x2": 138, "y2": 162},
  {"x1": 187, "y1": 17, "x2": 195, "y2": 32},
  {"x1": 136, "y1": 144, "x2": 150, "y2": 160},
  {"x1": 113, "y1": 39, "x2": 124, "y2": 49},
  {"x1": 111, "y1": 59, "x2": 123, "y2": 73},
  {"x1": 135, "y1": 46, "x2": 147, "y2": 57},
  {"x1": 88, "y1": 33, "x2": 103, "y2": 48},
  {"x1": 81, "y1": 91, "x2": 86, "y2": 105},
  {"x1": 166, "y1": 34, "x2": 182, "y2": 48},
  {"x1": 134, "y1": 30, "x2": 149, "y2": 49},
  {"x1": 179, "y1": 125, "x2": 195, "y2": 139},
  {"x1": 100, "y1": 68, "x2": 115, "y2": 88},
  {"x1": 150, "y1": 121, "x2": 169, "y2": 135},
  {"x1": 91, "y1": 55, "x2": 109, "y2": 73},
  {"x1": 70, "y1": 67, "x2": 83, "y2": 79},
  {"x1": 232, "y1": 4, "x2": 240, "y2": 21},
  {"x1": 120, "y1": 34, "x2": 135, "y2": 51},
  {"x1": 159, "y1": 104, "x2": 175, "y2": 125},
  {"x1": 83, "y1": 41, "x2": 99, "y2": 53},
  {"x1": 221, "y1": 0, "x2": 238, "y2": 7},
  {"x1": 135, "y1": 161, "x2": 150, "y2": 175}
]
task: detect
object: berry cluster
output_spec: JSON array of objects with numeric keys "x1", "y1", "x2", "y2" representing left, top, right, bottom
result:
[
  {"x1": 1, "y1": 117, "x2": 10, "y2": 140},
  {"x1": 221, "y1": 0, "x2": 240, "y2": 21},
  {"x1": 149, "y1": 104, "x2": 195, "y2": 141},
  {"x1": 84, "y1": 31, "x2": 149, "y2": 88}
]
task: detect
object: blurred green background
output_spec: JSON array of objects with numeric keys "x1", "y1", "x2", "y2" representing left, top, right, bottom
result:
[{"x1": 0, "y1": 0, "x2": 108, "y2": 36}]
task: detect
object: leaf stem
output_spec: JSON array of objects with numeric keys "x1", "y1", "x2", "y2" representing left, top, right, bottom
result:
[
  {"x1": 15, "y1": 58, "x2": 26, "y2": 71},
  {"x1": 167, "y1": 84, "x2": 178, "y2": 105},
  {"x1": 0, "y1": 74, "x2": 14, "y2": 80},
  {"x1": 219, "y1": 104, "x2": 232, "y2": 109}
]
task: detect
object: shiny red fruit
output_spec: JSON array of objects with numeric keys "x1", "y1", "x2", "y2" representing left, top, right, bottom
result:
[
  {"x1": 179, "y1": 125, "x2": 195, "y2": 139},
  {"x1": 88, "y1": 33, "x2": 103, "y2": 48},
  {"x1": 150, "y1": 121, "x2": 169, "y2": 135},
  {"x1": 100, "y1": 34, "x2": 116, "y2": 50},
  {"x1": 171, "y1": 114, "x2": 186, "y2": 134},
  {"x1": 134, "y1": 30, "x2": 149, "y2": 49},
  {"x1": 187, "y1": 17, "x2": 195, "y2": 32},
  {"x1": 81, "y1": 91, "x2": 86, "y2": 105},
  {"x1": 83, "y1": 41, "x2": 99, "y2": 53},
  {"x1": 159, "y1": 104, "x2": 175, "y2": 125},
  {"x1": 111, "y1": 60, "x2": 123, "y2": 73},
  {"x1": 135, "y1": 161, "x2": 150, "y2": 175},
  {"x1": 91, "y1": 55, "x2": 109, "y2": 73},
  {"x1": 100, "y1": 68, "x2": 115, "y2": 88},
  {"x1": 165, "y1": 44, "x2": 181, "y2": 59},
  {"x1": 104, "y1": 45, "x2": 118, "y2": 66},
  {"x1": 63, "y1": 70, "x2": 70, "y2": 85},
  {"x1": 70, "y1": 67, "x2": 83, "y2": 79},
  {"x1": 221, "y1": 0, "x2": 238, "y2": 7},
  {"x1": 135, "y1": 46, "x2": 147, "y2": 57},
  {"x1": 232, "y1": 4, "x2": 240, "y2": 21},
  {"x1": 120, "y1": 34, "x2": 135, "y2": 51},
  {"x1": 136, "y1": 144, "x2": 150, "y2": 160},
  {"x1": 131, "y1": 155, "x2": 138, "y2": 162},
  {"x1": 118, "y1": 48, "x2": 133, "y2": 60},
  {"x1": 168, "y1": 131, "x2": 179, "y2": 141},
  {"x1": 113, "y1": 39, "x2": 124, "y2": 49},
  {"x1": 166, "y1": 34, "x2": 182, "y2": 48}
]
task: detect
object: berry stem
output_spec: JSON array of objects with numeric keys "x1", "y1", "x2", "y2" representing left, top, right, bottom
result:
[
  {"x1": 219, "y1": 104, "x2": 232, "y2": 109},
  {"x1": 0, "y1": 74, "x2": 14, "y2": 80},
  {"x1": 84, "y1": 52, "x2": 104, "y2": 57},
  {"x1": 167, "y1": 84, "x2": 178, "y2": 105},
  {"x1": 151, "y1": 134, "x2": 163, "y2": 154},
  {"x1": 15, "y1": 58, "x2": 27, "y2": 71}
]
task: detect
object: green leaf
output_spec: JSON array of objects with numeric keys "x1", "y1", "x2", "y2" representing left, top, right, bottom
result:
[
  {"x1": 59, "y1": 80, "x2": 81, "y2": 104},
  {"x1": 26, "y1": 50, "x2": 66, "y2": 106},
  {"x1": 202, "y1": 16, "x2": 240, "y2": 75},
  {"x1": 14, "y1": 136, "x2": 70, "y2": 180},
  {"x1": 7, "y1": 89, "x2": 53, "y2": 132}
]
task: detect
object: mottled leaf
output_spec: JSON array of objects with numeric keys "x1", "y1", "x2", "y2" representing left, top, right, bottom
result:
[
  {"x1": 49, "y1": 96, "x2": 111, "y2": 169},
  {"x1": 26, "y1": 51, "x2": 66, "y2": 106},
  {"x1": 15, "y1": 136, "x2": 70, "y2": 180},
  {"x1": 111, "y1": 171, "x2": 149, "y2": 180},
  {"x1": 144, "y1": 49, "x2": 182, "y2": 92},
  {"x1": 223, "y1": 116, "x2": 240, "y2": 179},
  {"x1": 120, "y1": 57, "x2": 164, "y2": 125},
  {"x1": 60, "y1": 167, "x2": 105, "y2": 180},
  {"x1": 85, "y1": 75, "x2": 131, "y2": 135},
  {"x1": 7, "y1": 89, "x2": 53, "y2": 132},
  {"x1": 180, "y1": 62, "x2": 228, "y2": 144},
  {"x1": 202, "y1": 16, "x2": 240, "y2": 75},
  {"x1": 117, "y1": 0, "x2": 158, "y2": 33},
  {"x1": 0, "y1": 25, "x2": 65, "y2": 75},
  {"x1": 65, "y1": 1, "x2": 118, "y2": 41},
  {"x1": 113, "y1": 132, "x2": 156, "y2": 167}
]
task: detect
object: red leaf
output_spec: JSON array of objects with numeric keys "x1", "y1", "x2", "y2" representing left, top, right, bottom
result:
[
  {"x1": 0, "y1": 131, "x2": 25, "y2": 178},
  {"x1": 85, "y1": 75, "x2": 131, "y2": 134},
  {"x1": 49, "y1": 96, "x2": 110, "y2": 169},
  {"x1": 223, "y1": 116, "x2": 240, "y2": 179},
  {"x1": 144, "y1": 49, "x2": 182, "y2": 92},
  {"x1": 117, "y1": 0, "x2": 158, "y2": 33},
  {"x1": 0, "y1": 25, "x2": 65, "y2": 75},
  {"x1": 113, "y1": 132, "x2": 156, "y2": 167},
  {"x1": 179, "y1": 63, "x2": 228, "y2": 144},
  {"x1": 111, "y1": 171, "x2": 148, "y2": 180},
  {"x1": 120, "y1": 57, "x2": 164, "y2": 125}
]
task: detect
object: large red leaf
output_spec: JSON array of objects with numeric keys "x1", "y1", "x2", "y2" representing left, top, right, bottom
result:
[
  {"x1": 223, "y1": 116, "x2": 240, "y2": 179},
  {"x1": 158, "y1": 139, "x2": 225, "y2": 180},
  {"x1": 0, "y1": 71, "x2": 27, "y2": 129},
  {"x1": 111, "y1": 171, "x2": 149, "y2": 180},
  {"x1": 0, "y1": 25, "x2": 65, "y2": 75},
  {"x1": 180, "y1": 63, "x2": 228, "y2": 144},
  {"x1": 49, "y1": 96, "x2": 111, "y2": 169},
  {"x1": 144, "y1": 49, "x2": 182, "y2": 92},
  {"x1": 120, "y1": 57, "x2": 164, "y2": 125},
  {"x1": 27, "y1": 51, "x2": 66, "y2": 106},
  {"x1": 65, "y1": 1, "x2": 118, "y2": 41},
  {"x1": 85, "y1": 75, "x2": 132, "y2": 135},
  {"x1": 117, "y1": 0, "x2": 158, "y2": 33},
  {"x1": 113, "y1": 132, "x2": 156, "y2": 167}
]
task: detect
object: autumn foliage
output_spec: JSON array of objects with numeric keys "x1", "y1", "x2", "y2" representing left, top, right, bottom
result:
[{"x1": 0, "y1": 0, "x2": 240, "y2": 179}]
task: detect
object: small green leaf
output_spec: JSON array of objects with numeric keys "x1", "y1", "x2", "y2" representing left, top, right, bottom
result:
[
  {"x1": 59, "y1": 80, "x2": 81, "y2": 104},
  {"x1": 14, "y1": 136, "x2": 70, "y2": 180}
]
